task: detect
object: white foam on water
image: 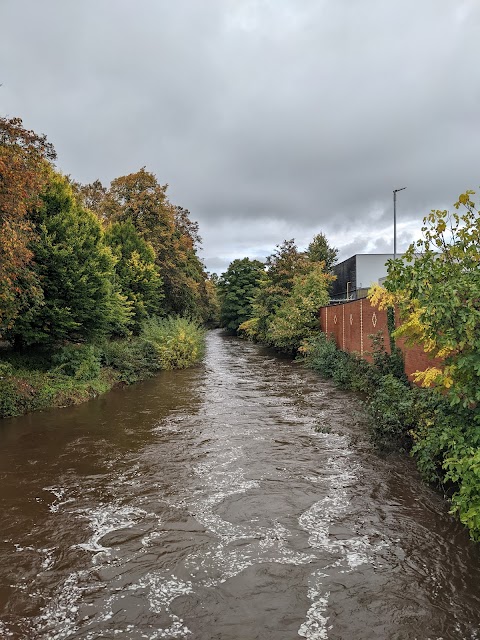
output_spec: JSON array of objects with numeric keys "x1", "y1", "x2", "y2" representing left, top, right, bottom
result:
[
  {"x1": 0, "y1": 620, "x2": 14, "y2": 637},
  {"x1": 297, "y1": 434, "x2": 389, "y2": 639},
  {"x1": 74, "y1": 502, "x2": 149, "y2": 556},
  {"x1": 13, "y1": 543, "x2": 57, "y2": 572},
  {"x1": 298, "y1": 582, "x2": 331, "y2": 640},
  {"x1": 130, "y1": 573, "x2": 193, "y2": 638},
  {"x1": 186, "y1": 519, "x2": 316, "y2": 587},
  {"x1": 33, "y1": 570, "x2": 90, "y2": 640}
]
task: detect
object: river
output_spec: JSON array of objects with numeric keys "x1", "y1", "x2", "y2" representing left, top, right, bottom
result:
[{"x1": 0, "y1": 330, "x2": 479, "y2": 639}]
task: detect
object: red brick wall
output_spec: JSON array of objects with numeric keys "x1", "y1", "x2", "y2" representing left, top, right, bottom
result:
[{"x1": 319, "y1": 299, "x2": 442, "y2": 382}]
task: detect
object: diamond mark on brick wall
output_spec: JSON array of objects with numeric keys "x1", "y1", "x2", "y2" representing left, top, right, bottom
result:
[
  {"x1": 350, "y1": 314, "x2": 353, "y2": 326},
  {"x1": 334, "y1": 314, "x2": 338, "y2": 325},
  {"x1": 372, "y1": 312, "x2": 378, "y2": 328}
]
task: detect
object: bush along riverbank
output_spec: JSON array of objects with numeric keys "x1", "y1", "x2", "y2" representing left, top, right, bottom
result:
[
  {"x1": 300, "y1": 331, "x2": 480, "y2": 542},
  {"x1": 0, "y1": 316, "x2": 205, "y2": 419}
]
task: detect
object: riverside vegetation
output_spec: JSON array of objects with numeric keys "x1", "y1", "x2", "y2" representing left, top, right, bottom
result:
[
  {"x1": 218, "y1": 202, "x2": 480, "y2": 541},
  {"x1": 0, "y1": 116, "x2": 217, "y2": 418}
]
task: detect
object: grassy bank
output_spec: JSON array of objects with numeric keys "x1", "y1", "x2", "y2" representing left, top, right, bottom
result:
[
  {"x1": 300, "y1": 332, "x2": 480, "y2": 541},
  {"x1": 0, "y1": 316, "x2": 205, "y2": 419}
]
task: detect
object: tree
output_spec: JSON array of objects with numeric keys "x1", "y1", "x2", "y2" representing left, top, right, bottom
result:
[
  {"x1": 9, "y1": 172, "x2": 131, "y2": 346},
  {"x1": 307, "y1": 232, "x2": 338, "y2": 272},
  {"x1": 218, "y1": 258, "x2": 265, "y2": 332},
  {"x1": 100, "y1": 169, "x2": 215, "y2": 321},
  {"x1": 105, "y1": 220, "x2": 163, "y2": 331},
  {"x1": 251, "y1": 239, "x2": 309, "y2": 341},
  {"x1": 0, "y1": 117, "x2": 56, "y2": 333},
  {"x1": 369, "y1": 191, "x2": 480, "y2": 538},
  {"x1": 371, "y1": 191, "x2": 480, "y2": 408},
  {"x1": 267, "y1": 264, "x2": 333, "y2": 352},
  {"x1": 72, "y1": 178, "x2": 108, "y2": 217}
]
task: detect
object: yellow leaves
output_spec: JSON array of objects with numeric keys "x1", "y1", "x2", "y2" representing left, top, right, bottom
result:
[
  {"x1": 436, "y1": 344, "x2": 455, "y2": 359},
  {"x1": 238, "y1": 317, "x2": 259, "y2": 340},
  {"x1": 454, "y1": 190, "x2": 476, "y2": 210},
  {"x1": 436, "y1": 220, "x2": 446, "y2": 234},
  {"x1": 412, "y1": 367, "x2": 443, "y2": 387},
  {"x1": 368, "y1": 283, "x2": 398, "y2": 310}
]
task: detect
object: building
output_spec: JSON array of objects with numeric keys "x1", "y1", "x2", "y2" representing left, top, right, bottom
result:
[{"x1": 330, "y1": 254, "x2": 403, "y2": 302}]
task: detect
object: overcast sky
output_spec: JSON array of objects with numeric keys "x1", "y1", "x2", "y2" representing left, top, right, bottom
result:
[{"x1": 1, "y1": 0, "x2": 479, "y2": 272}]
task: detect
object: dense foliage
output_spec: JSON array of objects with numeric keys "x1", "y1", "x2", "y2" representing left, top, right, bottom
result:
[
  {"x1": 307, "y1": 233, "x2": 338, "y2": 273},
  {"x1": 218, "y1": 258, "x2": 265, "y2": 332},
  {"x1": 368, "y1": 192, "x2": 480, "y2": 540},
  {"x1": 236, "y1": 238, "x2": 335, "y2": 351},
  {"x1": 76, "y1": 168, "x2": 216, "y2": 323},
  {"x1": 0, "y1": 317, "x2": 205, "y2": 418},
  {"x1": 105, "y1": 219, "x2": 163, "y2": 332},
  {"x1": 0, "y1": 116, "x2": 214, "y2": 416},
  {"x1": 0, "y1": 117, "x2": 56, "y2": 332},
  {"x1": 7, "y1": 173, "x2": 129, "y2": 347}
]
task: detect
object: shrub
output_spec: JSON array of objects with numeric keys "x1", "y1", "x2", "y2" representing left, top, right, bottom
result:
[
  {"x1": 100, "y1": 338, "x2": 161, "y2": 383},
  {"x1": 301, "y1": 333, "x2": 382, "y2": 396},
  {"x1": 301, "y1": 333, "x2": 342, "y2": 378},
  {"x1": 52, "y1": 344, "x2": 101, "y2": 381},
  {"x1": 141, "y1": 316, "x2": 205, "y2": 370},
  {"x1": 366, "y1": 374, "x2": 415, "y2": 450},
  {"x1": 0, "y1": 361, "x2": 14, "y2": 378},
  {"x1": 411, "y1": 399, "x2": 480, "y2": 540},
  {"x1": 0, "y1": 378, "x2": 22, "y2": 417}
]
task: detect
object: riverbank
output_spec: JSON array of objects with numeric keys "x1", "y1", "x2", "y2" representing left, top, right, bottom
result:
[
  {"x1": 300, "y1": 331, "x2": 480, "y2": 542},
  {"x1": 0, "y1": 316, "x2": 205, "y2": 419}
]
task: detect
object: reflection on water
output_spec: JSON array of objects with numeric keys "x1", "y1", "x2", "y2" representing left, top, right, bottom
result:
[{"x1": 0, "y1": 330, "x2": 479, "y2": 639}]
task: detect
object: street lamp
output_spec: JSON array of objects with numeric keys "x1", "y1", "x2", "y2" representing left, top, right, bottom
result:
[{"x1": 393, "y1": 187, "x2": 406, "y2": 260}]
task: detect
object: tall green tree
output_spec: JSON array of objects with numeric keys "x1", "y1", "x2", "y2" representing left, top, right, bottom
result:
[
  {"x1": 9, "y1": 172, "x2": 131, "y2": 346},
  {"x1": 307, "y1": 232, "x2": 338, "y2": 272},
  {"x1": 267, "y1": 264, "x2": 332, "y2": 352},
  {"x1": 218, "y1": 258, "x2": 265, "y2": 332},
  {"x1": 252, "y1": 239, "x2": 309, "y2": 341},
  {"x1": 105, "y1": 220, "x2": 163, "y2": 331},
  {"x1": 96, "y1": 169, "x2": 212, "y2": 320}
]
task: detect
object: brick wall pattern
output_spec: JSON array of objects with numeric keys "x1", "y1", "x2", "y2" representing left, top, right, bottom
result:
[{"x1": 319, "y1": 298, "x2": 443, "y2": 382}]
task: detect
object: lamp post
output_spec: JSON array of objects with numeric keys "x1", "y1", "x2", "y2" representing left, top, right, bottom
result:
[{"x1": 393, "y1": 187, "x2": 406, "y2": 260}]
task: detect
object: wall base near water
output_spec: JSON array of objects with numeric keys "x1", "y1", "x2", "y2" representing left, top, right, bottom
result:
[{"x1": 319, "y1": 299, "x2": 442, "y2": 382}]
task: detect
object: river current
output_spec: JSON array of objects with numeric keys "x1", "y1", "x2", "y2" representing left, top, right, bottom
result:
[{"x1": 0, "y1": 330, "x2": 479, "y2": 639}]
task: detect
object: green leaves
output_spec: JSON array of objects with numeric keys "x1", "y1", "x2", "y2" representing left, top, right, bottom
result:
[
  {"x1": 218, "y1": 258, "x2": 265, "y2": 332},
  {"x1": 8, "y1": 173, "x2": 130, "y2": 346},
  {"x1": 266, "y1": 264, "x2": 331, "y2": 352},
  {"x1": 383, "y1": 191, "x2": 480, "y2": 540}
]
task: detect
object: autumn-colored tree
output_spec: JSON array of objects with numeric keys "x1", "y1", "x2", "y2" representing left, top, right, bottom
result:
[
  {"x1": 72, "y1": 178, "x2": 108, "y2": 217},
  {"x1": 0, "y1": 117, "x2": 56, "y2": 332},
  {"x1": 100, "y1": 169, "x2": 211, "y2": 320},
  {"x1": 369, "y1": 191, "x2": 480, "y2": 538},
  {"x1": 370, "y1": 192, "x2": 480, "y2": 407}
]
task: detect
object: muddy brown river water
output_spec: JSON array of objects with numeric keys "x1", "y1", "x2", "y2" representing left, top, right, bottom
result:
[{"x1": 0, "y1": 330, "x2": 479, "y2": 639}]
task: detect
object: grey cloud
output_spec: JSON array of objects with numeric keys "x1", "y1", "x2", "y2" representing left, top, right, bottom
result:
[{"x1": 1, "y1": 0, "x2": 479, "y2": 272}]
